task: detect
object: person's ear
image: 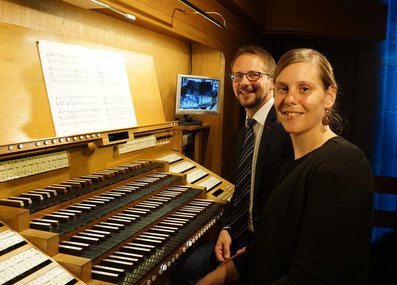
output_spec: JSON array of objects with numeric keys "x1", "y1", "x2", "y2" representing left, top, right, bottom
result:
[
  {"x1": 326, "y1": 85, "x2": 336, "y2": 108},
  {"x1": 269, "y1": 78, "x2": 275, "y2": 91}
]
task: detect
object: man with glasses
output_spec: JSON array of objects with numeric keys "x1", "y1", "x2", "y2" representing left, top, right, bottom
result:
[{"x1": 175, "y1": 45, "x2": 292, "y2": 284}]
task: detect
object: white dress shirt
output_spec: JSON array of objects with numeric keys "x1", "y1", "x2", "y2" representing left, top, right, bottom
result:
[{"x1": 247, "y1": 97, "x2": 274, "y2": 232}]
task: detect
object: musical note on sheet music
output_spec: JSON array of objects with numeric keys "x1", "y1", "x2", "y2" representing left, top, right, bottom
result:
[{"x1": 37, "y1": 40, "x2": 137, "y2": 137}]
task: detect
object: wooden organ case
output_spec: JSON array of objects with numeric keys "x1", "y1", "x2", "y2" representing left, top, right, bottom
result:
[{"x1": 0, "y1": 22, "x2": 234, "y2": 284}]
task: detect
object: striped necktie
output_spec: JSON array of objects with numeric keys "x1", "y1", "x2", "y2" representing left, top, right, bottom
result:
[{"x1": 230, "y1": 117, "x2": 256, "y2": 250}]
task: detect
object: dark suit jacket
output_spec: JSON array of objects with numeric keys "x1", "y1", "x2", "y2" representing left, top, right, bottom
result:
[{"x1": 220, "y1": 105, "x2": 293, "y2": 240}]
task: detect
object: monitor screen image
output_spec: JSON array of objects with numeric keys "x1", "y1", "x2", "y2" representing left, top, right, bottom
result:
[{"x1": 175, "y1": 74, "x2": 221, "y2": 115}]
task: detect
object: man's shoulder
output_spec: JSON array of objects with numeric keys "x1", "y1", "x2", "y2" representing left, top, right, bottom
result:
[{"x1": 266, "y1": 119, "x2": 290, "y2": 141}]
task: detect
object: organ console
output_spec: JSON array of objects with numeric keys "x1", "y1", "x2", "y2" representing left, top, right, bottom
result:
[
  {"x1": 0, "y1": 21, "x2": 234, "y2": 284},
  {"x1": 0, "y1": 123, "x2": 234, "y2": 285}
]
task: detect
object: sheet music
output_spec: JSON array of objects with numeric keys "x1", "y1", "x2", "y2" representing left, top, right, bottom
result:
[{"x1": 38, "y1": 40, "x2": 137, "y2": 137}]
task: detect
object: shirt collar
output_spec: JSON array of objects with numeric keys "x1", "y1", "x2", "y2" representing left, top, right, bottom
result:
[{"x1": 246, "y1": 97, "x2": 274, "y2": 127}]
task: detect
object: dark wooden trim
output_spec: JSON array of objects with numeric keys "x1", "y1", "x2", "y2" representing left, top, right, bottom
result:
[
  {"x1": 374, "y1": 210, "x2": 396, "y2": 229},
  {"x1": 374, "y1": 176, "x2": 397, "y2": 195}
]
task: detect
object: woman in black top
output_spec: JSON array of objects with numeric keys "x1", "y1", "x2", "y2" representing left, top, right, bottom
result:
[{"x1": 197, "y1": 48, "x2": 373, "y2": 285}]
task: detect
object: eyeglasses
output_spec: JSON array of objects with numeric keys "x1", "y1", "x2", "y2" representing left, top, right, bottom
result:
[{"x1": 230, "y1": 72, "x2": 269, "y2": 82}]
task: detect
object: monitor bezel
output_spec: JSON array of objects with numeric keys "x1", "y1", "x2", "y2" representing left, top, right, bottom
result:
[{"x1": 175, "y1": 74, "x2": 222, "y2": 115}]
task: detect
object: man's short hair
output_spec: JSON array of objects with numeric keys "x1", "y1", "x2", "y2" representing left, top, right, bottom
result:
[{"x1": 231, "y1": 45, "x2": 276, "y2": 77}]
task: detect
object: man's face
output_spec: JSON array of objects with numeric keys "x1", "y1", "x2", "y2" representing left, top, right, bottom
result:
[{"x1": 232, "y1": 54, "x2": 272, "y2": 112}]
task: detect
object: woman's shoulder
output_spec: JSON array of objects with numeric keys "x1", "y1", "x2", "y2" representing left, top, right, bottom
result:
[
  {"x1": 316, "y1": 136, "x2": 372, "y2": 174},
  {"x1": 321, "y1": 136, "x2": 365, "y2": 159}
]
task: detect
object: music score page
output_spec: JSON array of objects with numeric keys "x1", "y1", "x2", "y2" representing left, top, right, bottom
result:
[{"x1": 37, "y1": 40, "x2": 137, "y2": 137}]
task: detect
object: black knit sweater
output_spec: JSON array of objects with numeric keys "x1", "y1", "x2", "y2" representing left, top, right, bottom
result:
[{"x1": 234, "y1": 136, "x2": 374, "y2": 285}]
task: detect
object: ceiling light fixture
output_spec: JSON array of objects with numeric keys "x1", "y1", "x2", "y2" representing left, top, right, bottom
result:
[
  {"x1": 178, "y1": 0, "x2": 227, "y2": 29},
  {"x1": 90, "y1": 0, "x2": 136, "y2": 22}
]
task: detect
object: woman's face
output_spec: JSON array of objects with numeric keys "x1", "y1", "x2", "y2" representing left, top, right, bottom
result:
[{"x1": 274, "y1": 62, "x2": 335, "y2": 136}]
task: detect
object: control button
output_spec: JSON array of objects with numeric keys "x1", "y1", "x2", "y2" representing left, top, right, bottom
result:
[
  {"x1": 97, "y1": 133, "x2": 100, "y2": 137},
  {"x1": 91, "y1": 134, "x2": 95, "y2": 138},
  {"x1": 35, "y1": 142, "x2": 41, "y2": 146},
  {"x1": 79, "y1": 135, "x2": 84, "y2": 140},
  {"x1": 85, "y1": 135, "x2": 90, "y2": 139},
  {"x1": 167, "y1": 261, "x2": 171, "y2": 267},
  {"x1": 52, "y1": 139, "x2": 57, "y2": 144},
  {"x1": 175, "y1": 253, "x2": 179, "y2": 259},
  {"x1": 146, "y1": 280, "x2": 151, "y2": 285},
  {"x1": 66, "y1": 137, "x2": 71, "y2": 142},
  {"x1": 44, "y1": 140, "x2": 49, "y2": 145},
  {"x1": 73, "y1": 137, "x2": 78, "y2": 141},
  {"x1": 59, "y1": 138, "x2": 64, "y2": 143},
  {"x1": 8, "y1": 145, "x2": 14, "y2": 151},
  {"x1": 151, "y1": 275, "x2": 157, "y2": 282},
  {"x1": 172, "y1": 257, "x2": 175, "y2": 263},
  {"x1": 18, "y1": 144, "x2": 23, "y2": 149}
]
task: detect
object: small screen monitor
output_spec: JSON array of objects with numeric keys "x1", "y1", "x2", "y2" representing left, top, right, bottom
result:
[{"x1": 175, "y1": 74, "x2": 221, "y2": 115}]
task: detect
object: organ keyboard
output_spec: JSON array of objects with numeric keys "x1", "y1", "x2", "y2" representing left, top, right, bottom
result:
[
  {"x1": 0, "y1": 124, "x2": 234, "y2": 284},
  {"x1": 91, "y1": 199, "x2": 222, "y2": 284}
]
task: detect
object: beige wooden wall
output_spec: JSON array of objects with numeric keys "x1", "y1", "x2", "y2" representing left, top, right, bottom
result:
[
  {"x1": 0, "y1": 0, "x2": 190, "y2": 122},
  {"x1": 0, "y1": 0, "x2": 255, "y2": 177}
]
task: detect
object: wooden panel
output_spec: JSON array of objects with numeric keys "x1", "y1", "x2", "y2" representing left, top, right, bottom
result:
[
  {"x1": 191, "y1": 44, "x2": 225, "y2": 174},
  {"x1": 263, "y1": 0, "x2": 387, "y2": 40},
  {"x1": 219, "y1": 0, "x2": 387, "y2": 40},
  {"x1": 0, "y1": 206, "x2": 30, "y2": 231},
  {"x1": 374, "y1": 210, "x2": 396, "y2": 229},
  {"x1": 53, "y1": 253, "x2": 92, "y2": 282},
  {"x1": 0, "y1": 21, "x2": 165, "y2": 146},
  {"x1": 173, "y1": 124, "x2": 211, "y2": 164},
  {"x1": 62, "y1": 0, "x2": 103, "y2": 9},
  {"x1": 374, "y1": 176, "x2": 397, "y2": 195},
  {"x1": 0, "y1": 0, "x2": 191, "y2": 124},
  {"x1": 373, "y1": 176, "x2": 396, "y2": 229},
  {"x1": 20, "y1": 229, "x2": 59, "y2": 256},
  {"x1": 216, "y1": 0, "x2": 265, "y2": 28},
  {"x1": 91, "y1": 0, "x2": 256, "y2": 51},
  {"x1": 0, "y1": 128, "x2": 174, "y2": 200}
]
